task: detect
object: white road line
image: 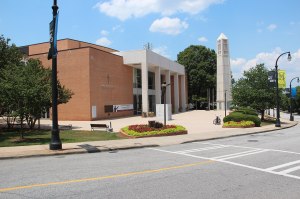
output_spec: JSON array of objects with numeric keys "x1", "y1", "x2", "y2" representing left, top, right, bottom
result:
[
  {"x1": 212, "y1": 149, "x2": 262, "y2": 159},
  {"x1": 265, "y1": 160, "x2": 300, "y2": 171},
  {"x1": 280, "y1": 166, "x2": 300, "y2": 174},
  {"x1": 176, "y1": 146, "x2": 228, "y2": 154},
  {"x1": 219, "y1": 149, "x2": 269, "y2": 161},
  {"x1": 149, "y1": 148, "x2": 300, "y2": 180}
]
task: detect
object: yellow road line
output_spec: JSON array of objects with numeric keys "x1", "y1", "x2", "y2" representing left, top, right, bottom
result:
[{"x1": 0, "y1": 160, "x2": 214, "y2": 193}]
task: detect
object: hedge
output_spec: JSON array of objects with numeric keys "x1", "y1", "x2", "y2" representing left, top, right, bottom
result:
[
  {"x1": 223, "y1": 112, "x2": 261, "y2": 127},
  {"x1": 234, "y1": 107, "x2": 258, "y2": 116}
]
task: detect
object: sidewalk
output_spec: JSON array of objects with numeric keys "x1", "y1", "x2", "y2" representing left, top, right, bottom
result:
[{"x1": 0, "y1": 110, "x2": 298, "y2": 159}]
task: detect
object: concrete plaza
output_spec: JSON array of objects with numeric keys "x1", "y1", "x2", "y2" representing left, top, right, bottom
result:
[{"x1": 0, "y1": 110, "x2": 298, "y2": 159}]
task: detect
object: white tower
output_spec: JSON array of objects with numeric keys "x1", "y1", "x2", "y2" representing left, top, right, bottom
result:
[{"x1": 216, "y1": 33, "x2": 232, "y2": 110}]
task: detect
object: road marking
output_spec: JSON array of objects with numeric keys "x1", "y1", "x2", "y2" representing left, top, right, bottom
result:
[
  {"x1": 212, "y1": 149, "x2": 263, "y2": 160},
  {"x1": 150, "y1": 147, "x2": 300, "y2": 180},
  {"x1": 202, "y1": 142, "x2": 300, "y2": 155},
  {"x1": 0, "y1": 160, "x2": 214, "y2": 193},
  {"x1": 265, "y1": 160, "x2": 300, "y2": 171},
  {"x1": 176, "y1": 145, "x2": 229, "y2": 154},
  {"x1": 218, "y1": 149, "x2": 269, "y2": 161},
  {"x1": 280, "y1": 166, "x2": 300, "y2": 174}
]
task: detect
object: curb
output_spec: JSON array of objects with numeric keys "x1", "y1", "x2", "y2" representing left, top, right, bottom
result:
[
  {"x1": 0, "y1": 122, "x2": 298, "y2": 160},
  {"x1": 0, "y1": 144, "x2": 159, "y2": 160},
  {"x1": 182, "y1": 122, "x2": 298, "y2": 144}
]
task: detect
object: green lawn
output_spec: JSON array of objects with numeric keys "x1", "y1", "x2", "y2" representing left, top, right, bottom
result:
[{"x1": 0, "y1": 129, "x2": 123, "y2": 147}]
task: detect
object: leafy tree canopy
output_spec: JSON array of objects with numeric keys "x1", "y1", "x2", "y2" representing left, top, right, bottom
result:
[
  {"x1": 232, "y1": 63, "x2": 285, "y2": 120},
  {"x1": 0, "y1": 34, "x2": 23, "y2": 69},
  {"x1": 177, "y1": 45, "x2": 216, "y2": 102}
]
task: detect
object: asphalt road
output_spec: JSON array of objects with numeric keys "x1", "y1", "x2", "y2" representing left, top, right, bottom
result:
[{"x1": 1, "y1": 123, "x2": 300, "y2": 199}]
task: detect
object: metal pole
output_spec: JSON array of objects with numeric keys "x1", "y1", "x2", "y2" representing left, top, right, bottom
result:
[
  {"x1": 274, "y1": 52, "x2": 290, "y2": 127},
  {"x1": 164, "y1": 90, "x2": 166, "y2": 126},
  {"x1": 224, "y1": 90, "x2": 227, "y2": 116},
  {"x1": 50, "y1": 0, "x2": 62, "y2": 150},
  {"x1": 290, "y1": 77, "x2": 299, "y2": 121}
]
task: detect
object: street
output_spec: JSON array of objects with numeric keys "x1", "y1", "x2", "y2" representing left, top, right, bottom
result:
[{"x1": 1, "y1": 124, "x2": 300, "y2": 199}]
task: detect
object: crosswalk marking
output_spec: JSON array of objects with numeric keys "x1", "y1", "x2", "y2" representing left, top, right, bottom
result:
[
  {"x1": 176, "y1": 145, "x2": 228, "y2": 154},
  {"x1": 280, "y1": 166, "x2": 300, "y2": 174},
  {"x1": 265, "y1": 160, "x2": 300, "y2": 171},
  {"x1": 219, "y1": 149, "x2": 268, "y2": 160},
  {"x1": 212, "y1": 149, "x2": 263, "y2": 160},
  {"x1": 150, "y1": 143, "x2": 300, "y2": 180}
]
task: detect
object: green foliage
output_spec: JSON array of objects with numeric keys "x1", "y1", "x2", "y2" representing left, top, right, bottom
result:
[
  {"x1": 234, "y1": 107, "x2": 258, "y2": 116},
  {"x1": 121, "y1": 125, "x2": 186, "y2": 137},
  {"x1": 177, "y1": 45, "x2": 216, "y2": 102},
  {"x1": 0, "y1": 34, "x2": 23, "y2": 69},
  {"x1": 223, "y1": 111, "x2": 261, "y2": 127},
  {"x1": 223, "y1": 121, "x2": 255, "y2": 128},
  {"x1": 0, "y1": 58, "x2": 73, "y2": 130},
  {"x1": 232, "y1": 64, "x2": 279, "y2": 120}
]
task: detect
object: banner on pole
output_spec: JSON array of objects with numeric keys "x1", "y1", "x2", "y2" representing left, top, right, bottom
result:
[{"x1": 278, "y1": 70, "x2": 286, "y2": 88}]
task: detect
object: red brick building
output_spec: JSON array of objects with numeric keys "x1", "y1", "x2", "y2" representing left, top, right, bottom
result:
[{"x1": 21, "y1": 39, "x2": 187, "y2": 121}]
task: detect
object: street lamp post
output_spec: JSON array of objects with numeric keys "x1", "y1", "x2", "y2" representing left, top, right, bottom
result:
[
  {"x1": 161, "y1": 82, "x2": 170, "y2": 126},
  {"x1": 224, "y1": 90, "x2": 227, "y2": 116},
  {"x1": 275, "y1": 51, "x2": 292, "y2": 127},
  {"x1": 289, "y1": 77, "x2": 299, "y2": 121},
  {"x1": 49, "y1": 0, "x2": 62, "y2": 150}
]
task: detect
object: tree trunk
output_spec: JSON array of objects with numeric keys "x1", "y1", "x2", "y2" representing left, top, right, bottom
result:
[{"x1": 260, "y1": 110, "x2": 265, "y2": 121}]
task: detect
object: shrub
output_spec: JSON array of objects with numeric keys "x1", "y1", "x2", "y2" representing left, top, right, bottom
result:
[
  {"x1": 121, "y1": 125, "x2": 186, "y2": 137},
  {"x1": 223, "y1": 121, "x2": 255, "y2": 128},
  {"x1": 223, "y1": 112, "x2": 261, "y2": 127},
  {"x1": 235, "y1": 107, "x2": 258, "y2": 116}
]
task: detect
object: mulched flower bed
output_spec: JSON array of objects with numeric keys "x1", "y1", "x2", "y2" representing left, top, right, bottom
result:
[{"x1": 120, "y1": 124, "x2": 187, "y2": 138}]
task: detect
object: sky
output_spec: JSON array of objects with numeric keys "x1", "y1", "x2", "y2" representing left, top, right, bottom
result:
[{"x1": 1, "y1": 0, "x2": 300, "y2": 86}]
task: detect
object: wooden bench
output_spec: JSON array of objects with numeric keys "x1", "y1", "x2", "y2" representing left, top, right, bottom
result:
[{"x1": 90, "y1": 124, "x2": 109, "y2": 131}]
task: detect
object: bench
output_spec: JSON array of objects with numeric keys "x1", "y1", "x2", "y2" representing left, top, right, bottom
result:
[{"x1": 90, "y1": 124, "x2": 109, "y2": 131}]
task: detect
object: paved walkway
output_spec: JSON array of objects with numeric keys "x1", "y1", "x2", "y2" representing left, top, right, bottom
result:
[{"x1": 0, "y1": 110, "x2": 298, "y2": 159}]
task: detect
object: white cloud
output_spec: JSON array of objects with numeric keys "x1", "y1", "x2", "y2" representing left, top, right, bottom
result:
[
  {"x1": 267, "y1": 24, "x2": 277, "y2": 31},
  {"x1": 96, "y1": 37, "x2": 112, "y2": 46},
  {"x1": 112, "y1": 25, "x2": 125, "y2": 32},
  {"x1": 149, "y1": 17, "x2": 188, "y2": 35},
  {"x1": 231, "y1": 48, "x2": 300, "y2": 84},
  {"x1": 198, "y1": 36, "x2": 208, "y2": 42},
  {"x1": 152, "y1": 45, "x2": 170, "y2": 58},
  {"x1": 101, "y1": 30, "x2": 109, "y2": 36},
  {"x1": 94, "y1": 0, "x2": 224, "y2": 21}
]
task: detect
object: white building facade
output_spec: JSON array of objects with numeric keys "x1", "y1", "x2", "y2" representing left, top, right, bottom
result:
[{"x1": 114, "y1": 50, "x2": 187, "y2": 115}]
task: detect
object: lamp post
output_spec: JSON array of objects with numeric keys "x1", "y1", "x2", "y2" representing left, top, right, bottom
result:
[
  {"x1": 49, "y1": 0, "x2": 62, "y2": 150},
  {"x1": 224, "y1": 90, "x2": 227, "y2": 116},
  {"x1": 275, "y1": 52, "x2": 292, "y2": 127},
  {"x1": 289, "y1": 77, "x2": 299, "y2": 121},
  {"x1": 161, "y1": 81, "x2": 170, "y2": 126}
]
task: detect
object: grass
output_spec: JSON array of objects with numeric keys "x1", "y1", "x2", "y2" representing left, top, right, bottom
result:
[{"x1": 0, "y1": 129, "x2": 122, "y2": 147}]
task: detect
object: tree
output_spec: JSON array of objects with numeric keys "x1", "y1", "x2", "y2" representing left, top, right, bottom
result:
[
  {"x1": 0, "y1": 58, "x2": 73, "y2": 136},
  {"x1": 0, "y1": 34, "x2": 23, "y2": 69},
  {"x1": 232, "y1": 63, "x2": 284, "y2": 120},
  {"x1": 177, "y1": 45, "x2": 216, "y2": 104}
]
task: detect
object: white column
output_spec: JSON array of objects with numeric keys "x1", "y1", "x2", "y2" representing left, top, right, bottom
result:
[
  {"x1": 174, "y1": 73, "x2": 179, "y2": 113},
  {"x1": 180, "y1": 75, "x2": 186, "y2": 111},
  {"x1": 141, "y1": 62, "x2": 149, "y2": 114},
  {"x1": 155, "y1": 66, "x2": 161, "y2": 104},
  {"x1": 165, "y1": 70, "x2": 171, "y2": 104}
]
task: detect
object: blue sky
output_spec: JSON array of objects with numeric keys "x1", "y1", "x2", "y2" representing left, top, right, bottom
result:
[{"x1": 1, "y1": 0, "x2": 300, "y2": 85}]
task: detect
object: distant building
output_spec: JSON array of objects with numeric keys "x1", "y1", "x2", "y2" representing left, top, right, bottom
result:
[
  {"x1": 216, "y1": 33, "x2": 232, "y2": 110},
  {"x1": 20, "y1": 39, "x2": 187, "y2": 121}
]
